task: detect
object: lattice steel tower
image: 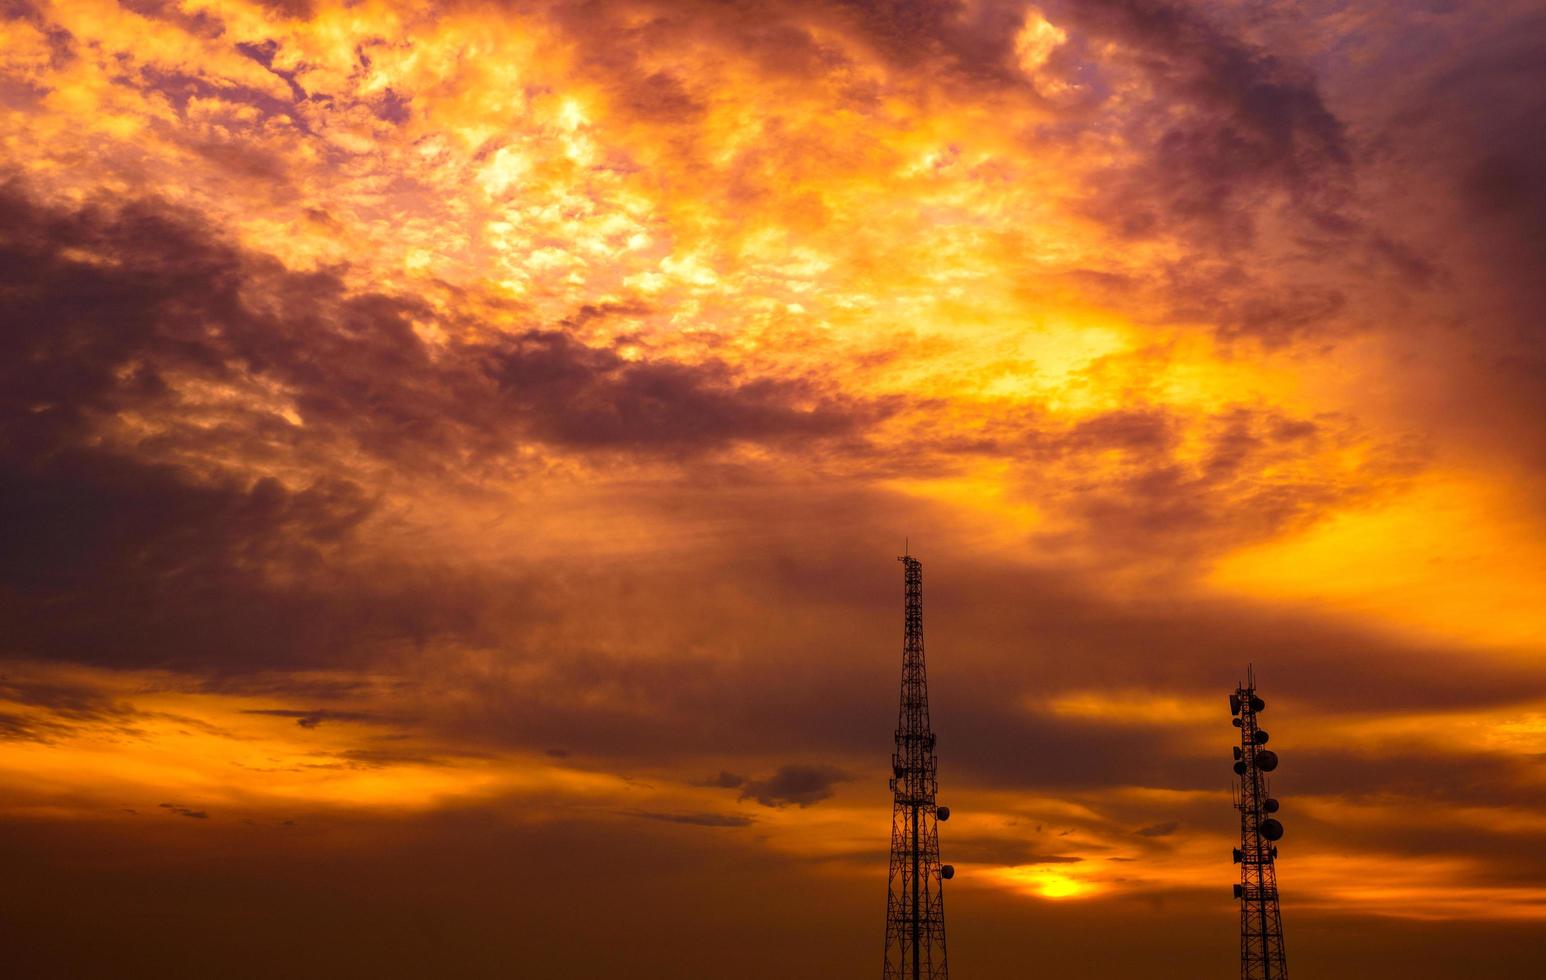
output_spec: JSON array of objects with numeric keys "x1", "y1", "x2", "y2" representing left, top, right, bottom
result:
[
  {"x1": 883, "y1": 554, "x2": 952, "y2": 980},
  {"x1": 1230, "y1": 668, "x2": 1288, "y2": 980}
]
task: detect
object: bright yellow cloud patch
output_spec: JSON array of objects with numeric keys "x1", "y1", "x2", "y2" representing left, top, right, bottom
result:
[{"x1": 1210, "y1": 473, "x2": 1546, "y2": 651}]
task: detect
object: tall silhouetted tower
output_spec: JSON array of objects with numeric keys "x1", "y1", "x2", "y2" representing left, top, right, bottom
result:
[
  {"x1": 883, "y1": 554, "x2": 951, "y2": 980},
  {"x1": 1230, "y1": 668, "x2": 1288, "y2": 979}
]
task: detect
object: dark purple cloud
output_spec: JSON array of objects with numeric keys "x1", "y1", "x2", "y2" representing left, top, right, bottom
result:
[
  {"x1": 738, "y1": 764, "x2": 853, "y2": 807},
  {"x1": 0, "y1": 181, "x2": 881, "y2": 670},
  {"x1": 241, "y1": 708, "x2": 377, "y2": 728}
]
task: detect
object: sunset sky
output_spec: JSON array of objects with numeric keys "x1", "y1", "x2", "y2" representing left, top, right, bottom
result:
[{"x1": 2, "y1": 0, "x2": 1545, "y2": 976}]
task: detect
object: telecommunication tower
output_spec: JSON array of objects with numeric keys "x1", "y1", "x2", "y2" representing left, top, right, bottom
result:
[
  {"x1": 883, "y1": 554, "x2": 952, "y2": 980},
  {"x1": 1230, "y1": 668, "x2": 1288, "y2": 979}
]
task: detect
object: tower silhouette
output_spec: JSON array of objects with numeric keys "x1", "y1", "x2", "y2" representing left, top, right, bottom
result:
[
  {"x1": 1230, "y1": 668, "x2": 1288, "y2": 979},
  {"x1": 883, "y1": 554, "x2": 951, "y2": 980}
]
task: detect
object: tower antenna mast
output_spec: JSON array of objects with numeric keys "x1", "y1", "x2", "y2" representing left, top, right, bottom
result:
[
  {"x1": 883, "y1": 554, "x2": 952, "y2": 980},
  {"x1": 1230, "y1": 668, "x2": 1289, "y2": 979}
]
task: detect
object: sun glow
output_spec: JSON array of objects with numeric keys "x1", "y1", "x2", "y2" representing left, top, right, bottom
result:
[{"x1": 991, "y1": 865, "x2": 1098, "y2": 900}]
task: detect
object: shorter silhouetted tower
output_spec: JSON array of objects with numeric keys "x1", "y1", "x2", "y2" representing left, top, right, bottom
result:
[
  {"x1": 1230, "y1": 668, "x2": 1288, "y2": 979},
  {"x1": 883, "y1": 554, "x2": 952, "y2": 980}
]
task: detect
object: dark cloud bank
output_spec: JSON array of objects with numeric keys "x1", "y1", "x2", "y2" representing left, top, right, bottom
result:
[{"x1": 0, "y1": 180, "x2": 873, "y2": 671}]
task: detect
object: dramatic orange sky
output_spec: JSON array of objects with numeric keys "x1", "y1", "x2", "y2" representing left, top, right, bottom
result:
[{"x1": 2, "y1": 1, "x2": 1545, "y2": 976}]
